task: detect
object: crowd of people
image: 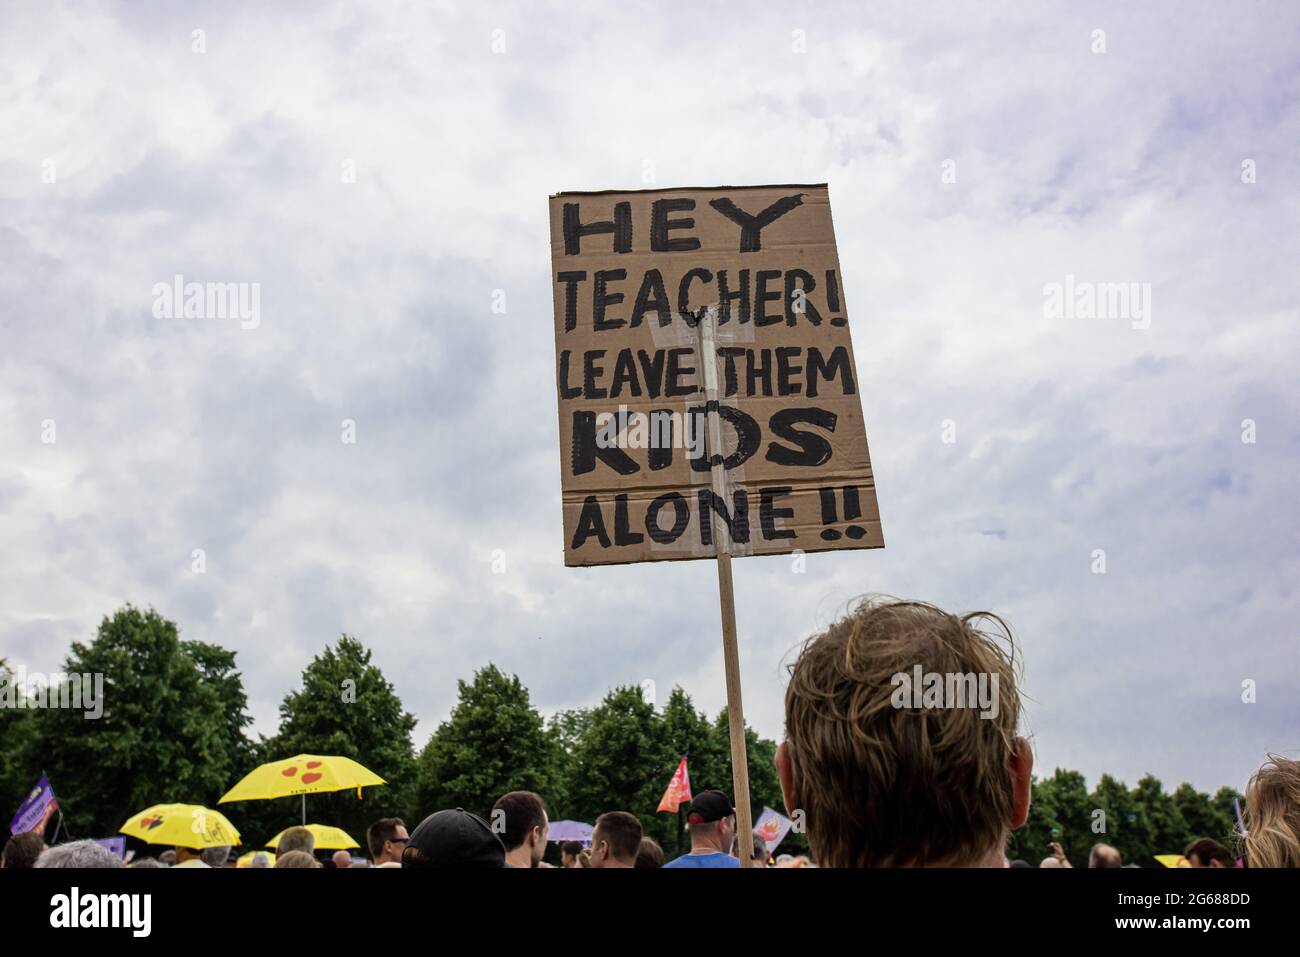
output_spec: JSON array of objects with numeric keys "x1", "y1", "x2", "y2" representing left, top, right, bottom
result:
[{"x1": 4, "y1": 598, "x2": 1298, "y2": 869}]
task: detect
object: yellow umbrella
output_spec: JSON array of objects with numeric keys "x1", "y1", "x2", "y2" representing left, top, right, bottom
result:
[
  {"x1": 265, "y1": 823, "x2": 360, "y2": 851},
  {"x1": 120, "y1": 803, "x2": 241, "y2": 849},
  {"x1": 218, "y1": 754, "x2": 386, "y2": 824},
  {"x1": 237, "y1": 850, "x2": 273, "y2": 868},
  {"x1": 1156, "y1": 854, "x2": 1190, "y2": 868}
]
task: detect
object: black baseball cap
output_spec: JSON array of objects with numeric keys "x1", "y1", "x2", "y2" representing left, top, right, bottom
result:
[
  {"x1": 402, "y1": 809, "x2": 506, "y2": 868},
  {"x1": 686, "y1": 790, "x2": 734, "y2": 824}
]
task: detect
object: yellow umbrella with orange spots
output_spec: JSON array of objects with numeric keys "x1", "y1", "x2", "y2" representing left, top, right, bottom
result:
[{"x1": 218, "y1": 754, "x2": 386, "y2": 824}]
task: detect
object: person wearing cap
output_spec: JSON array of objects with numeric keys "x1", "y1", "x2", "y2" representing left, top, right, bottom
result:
[
  {"x1": 401, "y1": 808, "x2": 507, "y2": 868},
  {"x1": 664, "y1": 790, "x2": 740, "y2": 868}
]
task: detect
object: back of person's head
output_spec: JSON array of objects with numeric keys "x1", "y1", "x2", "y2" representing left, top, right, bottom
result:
[
  {"x1": 1243, "y1": 755, "x2": 1300, "y2": 868},
  {"x1": 402, "y1": 809, "x2": 506, "y2": 868},
  {"x1": 2, "y1": 832, "x2": 45, "y2": 869},
  {"x1": 159, "y1": 849, "x2": 177, "y2": 866},
  {"x1": 636, "y1": 837, "x2": 665, "y2": 868},
  {"x1": 248, "y1": 852, "x2": 270, "y2": 868},
  {"x1": 275, "y1": 850, "x2": 321, "y2": 868},
  {"x1": 782, "y1": 596, "x2": 1026, "y2": 867},
  {"x1": 1089, "y1": 843, "x2": 1122, "y2": 868},
  {"x1": 331, "y1": 850, "x2": 352, "y2": 868},
  {"x1": 1184, "y1": 837, "x2": 1233, "y2": 868},
  {"x1": 277, "y1": 826, "x2": 315, "y2": 858},
  {"x1": 1039, "y1": 856, "x2": 1063, "y2": 868},
  {"x1": 591, "y1": 811, "x2": 642, "y2": 866},
  {"x1": 491, "y1": 791, "x2": 548, "y2": 852},
  {"x1": 35, "y1": 840, "x2": 124, "y2": 869},
  {"x1": 685, "y1": 790, "x2": 735, "y2": 850},
  {"x1": 201, "y1": 845, "x2": 232, "y2": 868},
  {"x1": 749, "y1": 833, "x2": 768, "y2": 865},
  {"x1": 366, "y1": 817, "x2": 406, "y2": 859},
  {"x1": 561, "y1": 840, "x2": 583, "y2": 865},
  {"x1": 130, "y1": 857, "x2": 167, "y2": 868}
]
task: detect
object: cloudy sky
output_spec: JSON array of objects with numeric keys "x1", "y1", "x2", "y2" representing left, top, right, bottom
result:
[{"x1": 1, "y1": 1, "x2": 1296, "y2": 798}]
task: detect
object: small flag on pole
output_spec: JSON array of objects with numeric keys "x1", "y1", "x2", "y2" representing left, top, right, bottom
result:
[
  {"x1": 10, "y1": 773, "x2": 59, "y2": 837},
  {"x1": 753, "y1": 807, "x2": 794, "y2": 853},
  {"x1": 656, "y1": 757, "x2": 693, "y2": 813}
]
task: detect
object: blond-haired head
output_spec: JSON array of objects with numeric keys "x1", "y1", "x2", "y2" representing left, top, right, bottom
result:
[
  {"x1": 780, "y1": 596, "x2": 1030, "y2": 867},
  {"x1": 1243, "y1": 755, "x2": 1300, "y2": 868}
]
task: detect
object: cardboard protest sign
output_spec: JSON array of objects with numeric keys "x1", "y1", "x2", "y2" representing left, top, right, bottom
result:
[{"x1": 549, "y1": 184, "x2": 883, "y2": 566}]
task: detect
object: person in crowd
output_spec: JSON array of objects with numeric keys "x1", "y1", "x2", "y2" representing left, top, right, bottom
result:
[
  {"x1": 742, "y1": 832, "x2": 768, "y2": 866},
  {"x1": 173, "y1": 845, "x2": 210, "y2": 868},
  {"x1": 1008, "y1": 858, "x2": 1031, "y2": 868},
  {"x1": 367, "y1": 817, "x2": 408, "y2": 868},
  {"x1": 331, "y1": 850, "x2": 352, "y2": 868},
  {"x1": 1088, "y1": 843, "x2": 1122, "y2": 868},
  {"x1": 1184, "y1": 837, "x2": 1233, "y2": 868},
  {"x1": 1242, "y1": 755, "x2": 1300, "y2": 868},
  {"x1": 247, "y1": 852, "x2": 271, "y2": 868},
  {"x1": 1041, "y1": 842, "x2": 1072, "y2": 868},
  {"x1": 636, "y1": 837, "x2": 665, "y2": 868},
  {"x1": 589, "y1": 811, "x2": 642, "y2": 868},
  {"x1": 664, "y1": 790, "x2": 740, "y2": 868},
  {"x1": 401, "y1": 808, "x2": 506, "y2": 868},
  {"x1": 492, "y1": 790, "x2": 549, "y2": 869},
  {"x1": 778, "y1": 597, "x2": 1032, "y2": 867},
  {"x1": 1, "y1": 831, "x2": 45, "y2": 869},
  {"x1": 276, "y1": 826, "x2": 315, "y2": 860},
  {"x1": 576, "y1": 848, "x2": 592, "y2": 867},
  {"x1": 159, "y1": 849, "x2": 177, "y2": 866},
  {"x1": 202, "y1": 845, "x2": 232, "y2": 868},
  {"x1": 34, "y1": 840, "x2": 123, "y2": 868},
  {"x1": 275, "y1": 850, "x2": 321, "y2": 868},
  {"x1": 560, "y1": 840, "x2": 584, "y2": 868},
  {"x1": 130, "y1": 857, "x2": 167, "y2": 868}
]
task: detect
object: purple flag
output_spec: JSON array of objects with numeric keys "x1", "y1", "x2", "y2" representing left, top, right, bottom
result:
[
  {"x1": 10, "y1": 773, "x2": 59, "y2": 836},
  {"x1": 94, "y1": 837, "x2": 127, "y2": 859}
]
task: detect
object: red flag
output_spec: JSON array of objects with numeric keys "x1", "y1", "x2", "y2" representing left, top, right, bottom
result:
[{"x1": 656, "y1": 757, "x2": 692, "y2": 813}]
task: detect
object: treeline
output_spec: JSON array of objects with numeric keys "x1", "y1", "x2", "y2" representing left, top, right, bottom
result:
[{"x1": 0, "y1": 605, "x2": 1241, "y2": 865}]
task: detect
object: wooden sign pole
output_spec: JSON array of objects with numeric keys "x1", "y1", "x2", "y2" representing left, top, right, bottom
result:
[{"x1": 700, "y1": 307, "x2": 754, "y2": 868}]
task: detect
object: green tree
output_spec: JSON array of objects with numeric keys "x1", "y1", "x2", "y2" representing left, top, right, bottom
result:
[
  {"x1": 565, "y1": 685, "x2": 666, "y2": 844},
  {"x1": 261, "y1": 635, "x2": 416, "y2": 842},
  {"x1": 0, "y1": 659, "x2": 40, "y2": 825},
  {"x1": 1132, "y1": 774, "x2": 1189, "y2": 866},
  {"x1": 1035, "y1": 768, "x2": 1092, "y2": 866},
  {"x1": 8, "y1": 606, "x2": 253, "y2": 838},
  {"x1": 1173, "y1": 782, "x2": 1232, "y2": 847},
  {"x1": 1090, "y1": 774, "x2": 1153, "y2": 866},
  {"x1": 653, "y1": 687, "x2": 722, "y2": 855},
  {"x1": 415, "y1": 664, "x2": 555, "y2": 820}
]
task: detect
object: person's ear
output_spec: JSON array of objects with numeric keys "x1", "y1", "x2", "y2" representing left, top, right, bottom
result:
[
  {"x1": 1009, "y1": 736, "x2": 1034, "y2": 829},
  {"x1": 776, "y1": 741, "x2": 796, "y2": 816}
]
